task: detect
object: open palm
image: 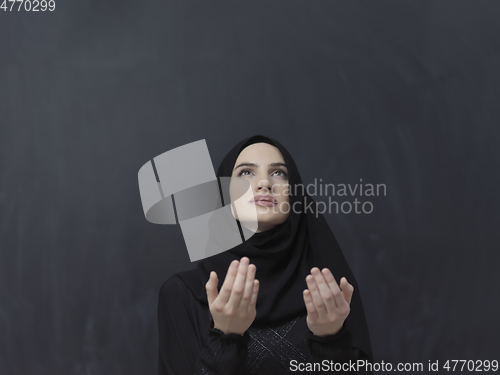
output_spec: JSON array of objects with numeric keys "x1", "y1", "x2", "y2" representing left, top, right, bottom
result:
[{"x1": 302, "y1": 267, "x2": 354, "y2": 337}]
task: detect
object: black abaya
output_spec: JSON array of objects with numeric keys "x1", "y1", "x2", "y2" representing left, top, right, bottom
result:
[{"x1": 158, "y1": 275, "x2": 371, "y2": 374}]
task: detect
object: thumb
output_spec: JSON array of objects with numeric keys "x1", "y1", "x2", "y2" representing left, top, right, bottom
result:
[
  {"x1": 341, "y1": 277, "x2": 354, "y2": 305},
  {"x1": 206, "y1": 271, "x2": 219, "y2": 306}
]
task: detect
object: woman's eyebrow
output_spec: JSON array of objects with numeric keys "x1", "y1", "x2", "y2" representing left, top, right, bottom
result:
[{"x1": 233, "y1": 162, "x2": 287, "y2": 171}]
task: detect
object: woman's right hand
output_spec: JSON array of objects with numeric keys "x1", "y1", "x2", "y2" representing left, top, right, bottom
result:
[{"x1": 205, "y1": 256, "x2": 259, "y2": 336}]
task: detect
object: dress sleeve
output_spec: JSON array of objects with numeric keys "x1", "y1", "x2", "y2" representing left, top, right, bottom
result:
[
  {"x1": 306, "y1": 324, "x2": 373, "y2": 374},
  {"x1": 157, "y1": 276, "x2": 250, "y2": 375}
]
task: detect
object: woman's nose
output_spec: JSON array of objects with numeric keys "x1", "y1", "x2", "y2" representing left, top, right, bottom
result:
[{"x1": 257, "y1": 179, "x2": 271, "y2": 191}]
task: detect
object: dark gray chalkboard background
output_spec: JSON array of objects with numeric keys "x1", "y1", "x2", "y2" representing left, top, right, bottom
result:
[{"x1": 1, "y1": 1, "x2": 499, "y2": 374}]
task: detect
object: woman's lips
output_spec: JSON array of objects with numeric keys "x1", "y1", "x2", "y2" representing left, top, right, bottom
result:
[
  {"x1": 250, "y1": 195, "x2": 278, "y2": 206},
  {"x1": 253, "y1": 200, "x2": 277, "y2": 207}
]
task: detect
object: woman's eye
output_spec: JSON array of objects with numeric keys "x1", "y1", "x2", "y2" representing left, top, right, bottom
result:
[
  {"x1": 272, "y1": 170, "x2": 288, "y2": 178},
  {"x1": 238, "y1": 169, "x2": 252, "y2": 176},
  {"x1": 238, "y1": 169, "x2": 287, "y2": 177}
]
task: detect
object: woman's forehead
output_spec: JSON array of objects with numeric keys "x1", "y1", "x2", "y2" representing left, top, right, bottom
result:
[{"x1": 235, "y1": 142, "x2": 285, "y2": 163}]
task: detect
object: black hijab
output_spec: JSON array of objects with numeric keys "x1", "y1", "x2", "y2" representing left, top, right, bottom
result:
[{"x1": 177, "y1": 135, "x2": 373, "y2": 361}]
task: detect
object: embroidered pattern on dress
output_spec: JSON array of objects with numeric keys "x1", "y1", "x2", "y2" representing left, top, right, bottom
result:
[{"x1": 246, "y1": 316, "x2": 307, "y2": 374}]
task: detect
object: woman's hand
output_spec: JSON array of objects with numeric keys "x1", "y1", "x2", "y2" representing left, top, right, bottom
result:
[
  {"x1": 303, "y1": 267, "x2": 354, "y2": 337},
  {"x1": 205, "y1": 256, "x2": 259, "y2": 336}
]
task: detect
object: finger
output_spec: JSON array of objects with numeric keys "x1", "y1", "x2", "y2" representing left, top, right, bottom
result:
[
  {"x1": 248, "y1": 279, "x2": 259, "y2": 312},
  {"x1": 227, "y1": 257, "x2": 249, "y2": 308},
  {"x1": 311, "y1": 267, "x2": 337, "y2": 314},
  {"x1": 303, "y1": 289, "x2": 319, "y2": 320},
  {"x1": 240, "y1": 263, "x2": 256, "y2": 310},
  {"x1": 305, "y1": 274, "x2": 327, "y2": 317},
  {"x1": 340, "y1": 277, "x2": 354, "y2": 305},
  {"x1": 218, "y1": 260, "x2": 239, "y2": 303},
  {"x1": 205, "y1": 271, "x2": 219, "y2": 306},
  {"x1": 322, "y1": 268, "x2": 349, "y2": 310}
]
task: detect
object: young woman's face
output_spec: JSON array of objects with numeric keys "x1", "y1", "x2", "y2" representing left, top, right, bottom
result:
[{"x1": 229, "y1": 142, "x2": 290, "y2": 233}]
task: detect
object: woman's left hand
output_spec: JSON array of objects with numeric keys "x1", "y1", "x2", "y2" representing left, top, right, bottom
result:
[{"x1": 303, "y1": 267, "x2": 354, "y2": 337}]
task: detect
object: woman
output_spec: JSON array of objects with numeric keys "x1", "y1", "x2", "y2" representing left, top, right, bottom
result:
[{"x1": 158, "y1": 135, "x2": 373, "y2": 374}]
